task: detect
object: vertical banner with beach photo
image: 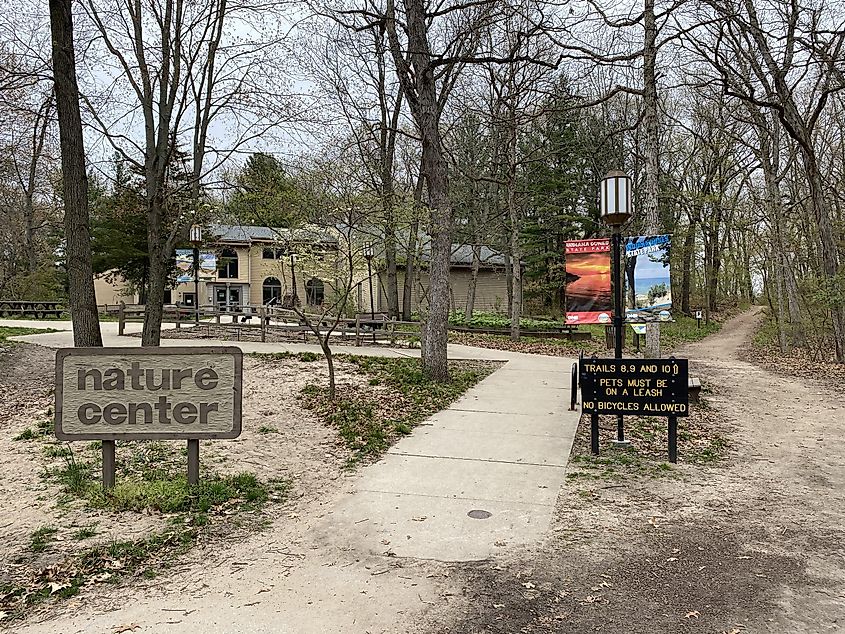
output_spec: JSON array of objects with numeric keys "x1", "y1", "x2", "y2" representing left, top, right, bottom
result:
[
  {"x1": 624, "y1": 235, "x2": 671, "y2": 317},
  {"x1": 565, "y1": 239, "x2": 613, "y2": 325},
  {"x1": 175, "y1": 249, "x2": 194, "y2": 283},
  {"x1": 175, "y1": 250, "x2": 218, "y2": 283}
]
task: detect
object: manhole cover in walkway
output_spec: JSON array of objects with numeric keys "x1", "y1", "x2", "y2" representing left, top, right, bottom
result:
[{"x1": 467, "y1": 509, "x2": 492, "y2": 520}]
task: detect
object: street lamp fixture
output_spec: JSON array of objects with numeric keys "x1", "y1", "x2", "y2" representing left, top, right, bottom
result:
[
  {"x1": 600, "y1": 170, "x2": 633, "y2": 227},
  {"x1": 189, "y1": 224, "x2": 202, "y2": 324},
  {"x1": 599, "y1": 171, "x2": 633, "y2": 445}
]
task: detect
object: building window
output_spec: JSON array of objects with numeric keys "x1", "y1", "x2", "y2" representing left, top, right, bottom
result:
[
  {"x1": 182, "y1": 292, "x2": 196, "y2": 307},
  {"x1": 263, "y1": 277, "x2": 282, "y2": 304},
  {"x1": 305, "y1": 277, "x2": 324, "y2": 306},
  {"x1": 218, "y1": 248, "x2": 238, "y2": 278},
  {"x1": 263, "y1": 248, "x2": 286, "y2": 259}
]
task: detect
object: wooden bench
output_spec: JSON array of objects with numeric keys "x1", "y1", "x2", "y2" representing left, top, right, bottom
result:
[
  {"x1": 0, "y1": 300, "x2": 64, "y2": 318},
  {"x1": 688, "y1": 378, "x2": 702, "y2": 403}
]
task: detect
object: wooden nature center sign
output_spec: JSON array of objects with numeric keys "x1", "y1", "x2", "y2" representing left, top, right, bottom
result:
[{"x1": 55, "y1": 347, "x2": 243, "y2": 486}]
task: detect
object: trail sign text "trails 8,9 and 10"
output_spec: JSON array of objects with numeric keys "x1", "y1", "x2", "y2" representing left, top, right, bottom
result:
[{"x1": 580, "y1": 358, "x2": 689, "y2": 417}]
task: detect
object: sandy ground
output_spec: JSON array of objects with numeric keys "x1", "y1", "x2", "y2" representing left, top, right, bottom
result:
[
  {"x1": 441, "y1": 307, "x2": 845, "y2": 633},
  {"x1": 0, "y1": 347, "x2": 368, "y2": 625}
]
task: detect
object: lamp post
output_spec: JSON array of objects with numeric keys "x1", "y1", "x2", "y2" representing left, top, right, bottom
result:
[
  {"x1": 189, "y1": 224, "x2": 202, "y2": 325},
  {"x1": 364, "y1": 243, "x2": 375, "y2": 320},
  {"x1": 600, "y1": 170, "x2": 633, "y2": 445},
  {"x1": 289, "y1": 251, "x2": 298, "y2": 306}
]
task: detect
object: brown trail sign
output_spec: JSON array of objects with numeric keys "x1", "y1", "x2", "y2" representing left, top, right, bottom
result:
[{"x1": 55, "y1": 347, "x2": 243, "y2": 487}]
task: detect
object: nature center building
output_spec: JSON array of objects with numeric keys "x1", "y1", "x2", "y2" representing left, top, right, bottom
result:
[{"x1": 93, "y1": 224, "x2": 511, "y2": 315}]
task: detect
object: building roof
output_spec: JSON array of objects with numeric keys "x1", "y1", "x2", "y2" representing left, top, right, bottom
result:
[
  {"x1": 209, "y1": 224, "x2": 336, "y2": 244},
  {"x1": 444, "y1": 244, "x2": 506, "y2": 267},
  {"x1": 209, "y1": 223, "x2": 506, "y2": 268}
]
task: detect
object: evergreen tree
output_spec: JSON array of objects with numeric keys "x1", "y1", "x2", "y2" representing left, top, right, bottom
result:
[{"x1": 225, "y1": 153, "x2": 303, "y2": 227}]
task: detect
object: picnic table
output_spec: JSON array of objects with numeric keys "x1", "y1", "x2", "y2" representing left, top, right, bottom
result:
[{"x1": 0, "y1": 300, "x2": 64, "y2": 318}]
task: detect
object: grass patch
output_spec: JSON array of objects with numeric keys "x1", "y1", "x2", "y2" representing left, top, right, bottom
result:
[
  {"x1": 2, "y1": 523, "x2": 196, "y2": 618},
  {"x1": 43, "y1": 443, "x2": 72, "y2": 458},
  {"x1": 13, "y1": 447, "x2": 292, "y2": 620},
  {"x1": 53, "y1": 452, "x2": 94, "y2": 497},
  {"x1": 0, "y1": 326, "x2": 59, "y2": 343},
  {"x1": 29, "y1": 526, "x2": 58, "y2": 553},
  {"x1": 13, "y1": 428, "x2": 38, "y2": 441},
  {"x1": 95, "y1": 472, "x2": 276, "y2": 514},
  {"x1": 49, "y1": 450, "x2": 285, "y2": 516},
  {"x1": 13, "y1": 418, "x2": 52, "y2": 442},
  {"x1": 567, "y1": 401, "x2": 731, "y2": 483},
  {"x1": 71, "y1": 525, "x2": 98, "y2": 541},
  {"x1": 252, "y1": 351, "x2": 323, "y2": 362},
  {"x1": 449, "y1": 309, "x2": 742, "y2": 358},
  {"x1": 257, "y1": 425, "x2": 279, "y2": 434},
  {"x1": 300, "y1": 356, "x2": 497, "y2": 467}
]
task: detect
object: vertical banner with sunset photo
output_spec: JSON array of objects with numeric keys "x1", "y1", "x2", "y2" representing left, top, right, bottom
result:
[{"x1": 564, "y1": 239, "x2": 612, "y2": 325}]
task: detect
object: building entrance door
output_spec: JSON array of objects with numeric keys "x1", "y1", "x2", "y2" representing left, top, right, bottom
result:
[{"x1": 215, "y1": 286, "x2": 242, "y2": 311}]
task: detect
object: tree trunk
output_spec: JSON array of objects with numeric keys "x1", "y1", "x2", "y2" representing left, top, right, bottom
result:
[
  {"x1": 24, "y1": 192, "x2": 39, "y2": 273},
  {"x1": 402, "y1": 175, "x2": 424, "y2": 321},
  {"x1": 141, "y1": 201, "x2": 167, "y2": 346},
  {"x1": 642, "y1": 0, "x2": 661, "y2": 358},
  {"x1": 641, "y1": 0, "x2": 660, "y2": 235},
  {"x1": 774, "y1": 249, "x2": 788, "y2": 353},
  {"x1": 508, "y1": 189, "x2": 522, "y2": 341},
  {"x1": 24, "y1": 97, "x2": 52, "y2": 273},
  {"x1": 466, "y1": 244, "x2": 481, "y2": 319},
  {"x1": 383, "y1": 207, "x2": 400, "y2": 319},
  {"x1": 402, "y1": 0, "x2": 451, "y2": 381},
  {"x1": 681, "y1": 216, "x2": 695, "y2": 314},
  {"x1": 504, "y1": 251, "x2": 513, "y2": 315},
  {"x1": 784, "y1": 256, "x2": 804, "y2": 347},
  {"x1": 49, "y1": 0, "x2": 103, "y2": 347},
  {"x1": 320, "y1": 336, "x2": 336, "y2": 400},
  {"x1": 802, "y1": 150, "x2": 845, "y2": 361}
]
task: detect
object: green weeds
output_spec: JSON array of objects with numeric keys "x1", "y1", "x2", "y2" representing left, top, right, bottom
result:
[
  {"x1": 300, "y1": 356, "x2": 497, "y2": 467},
  {"x1": 71, "y1": 525, "x2": 98, "y2": 541},
  {"x1": 253, "y1": 351, "x2": 322, "y2": 362},
  {"x1": 13, "y1": 428, "x2": 38, "y2": 441},
  {"x1": 567, "y1": 407, "x2": 731, "y2": 486},
  {"x1": 0, "y1": 326, "x2": 59, "y2": 343},
  {"x1": 29, "y1": 526, "x2": 58, "y2": 553}
]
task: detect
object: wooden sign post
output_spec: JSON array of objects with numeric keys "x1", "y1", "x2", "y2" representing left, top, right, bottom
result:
[{"x1": 55, "y1": 347, "x2": 243, "y2": 488}]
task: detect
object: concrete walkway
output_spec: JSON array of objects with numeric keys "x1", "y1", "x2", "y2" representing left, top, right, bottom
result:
[
  {"x1": 321, "y1": 353, "x2": 576, "y2": 561},
  {"x1": 8, "y1": 318, "x2": 580, "y2": 562},
  {"x1": 9, "y1": 320, "x2": 580, "y2": 634}
]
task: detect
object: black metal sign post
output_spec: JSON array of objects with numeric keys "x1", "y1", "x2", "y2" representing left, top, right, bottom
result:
[{"x1": 581, "y1": 357, "x2": 690, "y2": 462}]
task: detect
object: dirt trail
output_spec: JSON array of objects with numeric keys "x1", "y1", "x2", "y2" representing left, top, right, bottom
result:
[
  {"x1": 446, "y1": 308, "x2": 845, "y2": 633},
  {"x1": 679, "y1": 307, "x2": 845, "y2": 631}
]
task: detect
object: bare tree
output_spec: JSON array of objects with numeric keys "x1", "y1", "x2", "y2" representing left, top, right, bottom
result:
[
  {"x1": 48, "y1": 0, "x2": 102, "y2": 346},
  {"x1": 342, "y1": 0, "x2": 557, "y2": 379},
  {"x1": 698, "y1": 0, "x2": 845, "y2": 360},
  {"x1": 303, "y1": 17, "x2": 408, "y2": 319},
  {"x1": 80, "y1": 0, "x2": 299, "y2": 346}
]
